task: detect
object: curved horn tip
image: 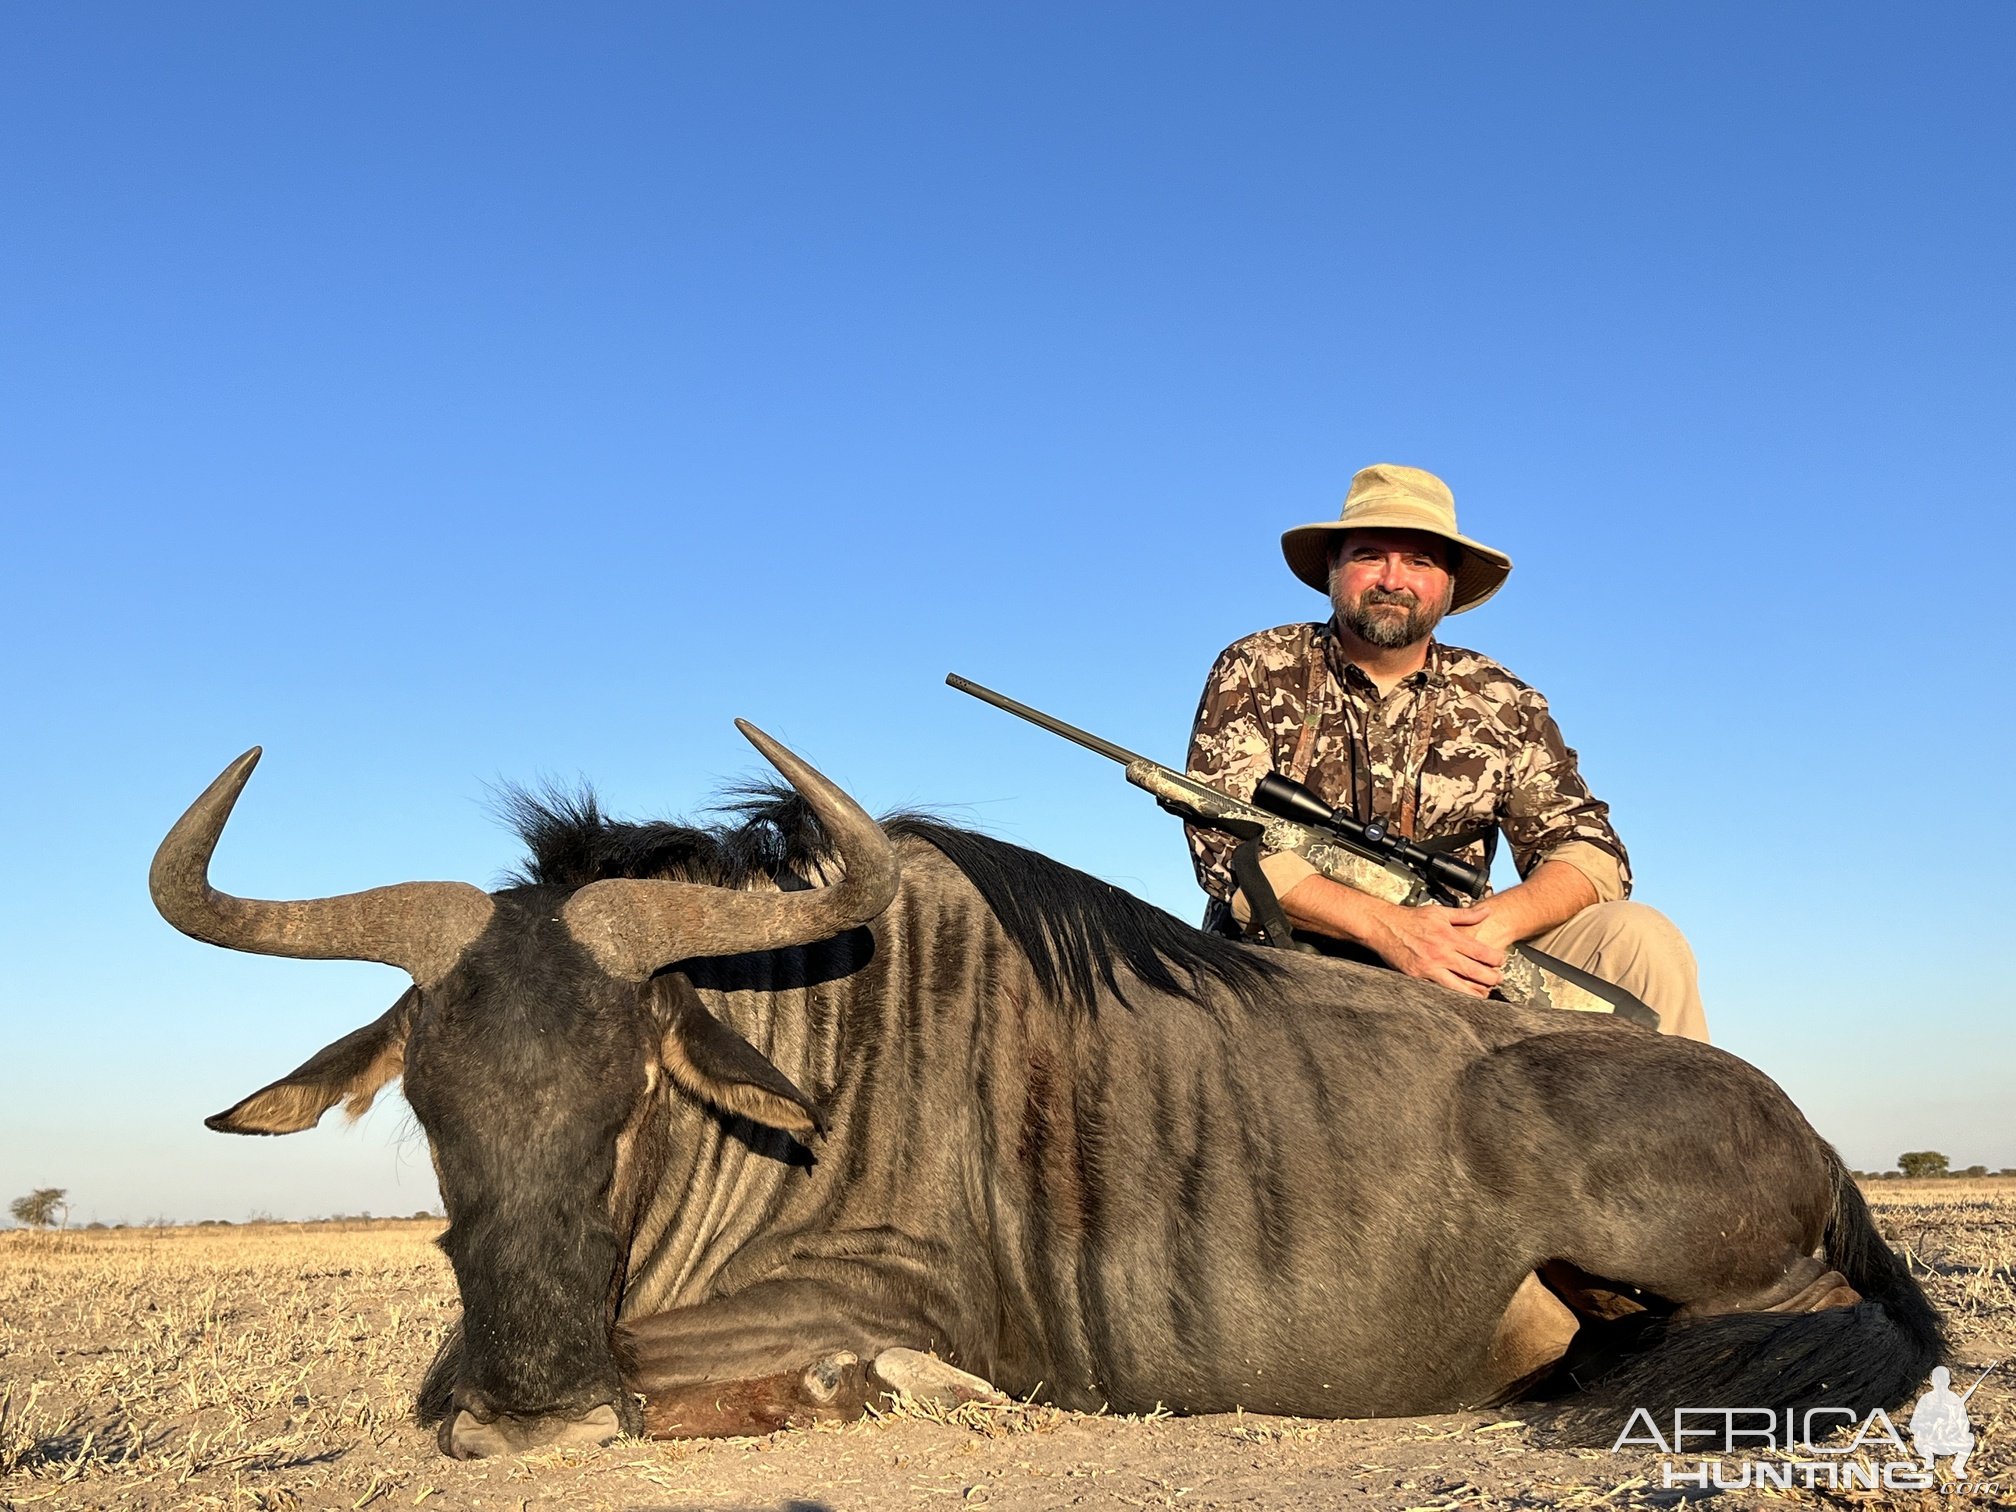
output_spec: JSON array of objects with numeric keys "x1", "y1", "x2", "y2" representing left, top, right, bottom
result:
[
  {"x1": 205, "y1": 745, "x2": 263, "y2": 779},
  {"x1": 152, "y1": 748, "x2": 264, "y2": 895},
  {"x1": 162, "y1": 746, "x2": 266, "y2": 822},
  {"x1": 733, "y1": 719, "x2": 788, "y2": 765},
  {"x1": 203, "y1": 746, "x2": 266, "y2": 804}
]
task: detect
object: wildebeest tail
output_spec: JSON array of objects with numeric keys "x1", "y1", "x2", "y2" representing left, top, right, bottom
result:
[
  {"x1": 1819, "y1": 1148, "x2": 1945, "y2": 1368},
  {"x1": 1553, "y1": 1148, "x2": 1944, "y2": 1448},
  {"x1": 415, "y1": 1325, "x2": 463, "y2": 1425}
]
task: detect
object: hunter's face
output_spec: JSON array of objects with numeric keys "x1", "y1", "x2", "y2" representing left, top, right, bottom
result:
[{"x1": 1329, "y1": 529, "x2": 1456, "y2": 650}]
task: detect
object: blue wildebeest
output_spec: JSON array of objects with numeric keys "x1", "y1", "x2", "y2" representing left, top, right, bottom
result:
[{"x1": 152, "y1": 726, "x2": 1941, "y2": 1458}]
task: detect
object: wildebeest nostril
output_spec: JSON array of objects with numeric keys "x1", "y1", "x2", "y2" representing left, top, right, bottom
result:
[{"x1": 445, "y1": 1401, "x2": 623, "y2": 1460}]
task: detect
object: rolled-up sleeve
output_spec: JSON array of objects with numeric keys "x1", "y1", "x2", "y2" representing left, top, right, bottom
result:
[
  {"x1": 1228, "y1": 848, "x2": 1320, "y2": 926},
  {"x1": 1184, "y1": 643, "x2": 1279, "y2": 903},
  {"x1": 1502, "y1": 691, "x2": 1632, "y2": 900}
]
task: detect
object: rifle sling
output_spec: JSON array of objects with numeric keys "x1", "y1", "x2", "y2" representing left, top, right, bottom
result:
[{"x1": 1229, "y1": 837, "x2": 1314, "y2": 954}]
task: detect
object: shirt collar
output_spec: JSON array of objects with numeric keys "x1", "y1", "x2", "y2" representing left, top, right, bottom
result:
[{"x1": 1320, "y1": 619, "x2": 1447, "y2": 693}]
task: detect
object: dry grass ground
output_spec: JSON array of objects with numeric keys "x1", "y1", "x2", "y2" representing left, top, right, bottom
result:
[{"x1": 2, "y1": 1184, "x2": 2009, "y2": 1512}]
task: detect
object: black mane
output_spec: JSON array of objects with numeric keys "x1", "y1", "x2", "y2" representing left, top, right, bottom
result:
[
  {"x1": 500, "y1": 785, "x2": 1284, "y2": 1013},
  {"x1": 500, "y1": 784, "x2": 829, "y2": 893}
]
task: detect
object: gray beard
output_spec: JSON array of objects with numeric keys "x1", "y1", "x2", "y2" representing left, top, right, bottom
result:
[{"x1": 1336, "y1": 588, "x2": 1442, "y2": 649}]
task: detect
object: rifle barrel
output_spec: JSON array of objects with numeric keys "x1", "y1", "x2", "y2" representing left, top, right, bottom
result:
[{"x1": 946, "y1": 674, "x2": 1150, "y2": 768}]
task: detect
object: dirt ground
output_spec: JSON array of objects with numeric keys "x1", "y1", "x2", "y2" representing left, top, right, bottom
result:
[{"x1": 3, "y1": 1183, "x2": 2010, "y2": 1512}]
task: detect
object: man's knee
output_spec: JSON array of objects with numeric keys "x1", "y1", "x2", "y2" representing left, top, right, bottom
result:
[
  {"x1": 1579, "y1": 901, "x2": 1693, "y2": 963},
  {"x1": 1541, "y1": 901, "x2": 1707, "y2": 1041}
]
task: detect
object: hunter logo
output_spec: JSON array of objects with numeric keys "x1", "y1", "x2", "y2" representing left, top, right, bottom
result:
[
  {"x1": 1911, "y1": 1364, "x2": 1993, "y2": 1478},
  {"x1": 1614, "y1": 1364, "x2": 2001, "y2": 1493}
]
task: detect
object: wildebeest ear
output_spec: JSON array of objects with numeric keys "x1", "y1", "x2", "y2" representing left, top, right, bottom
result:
[
  {"x1": 656, "y1": 973, "x2": 824, "y2": 1138},
  {"x1": 206, "y1": 988, "x2": 417, "y2": 1136}
]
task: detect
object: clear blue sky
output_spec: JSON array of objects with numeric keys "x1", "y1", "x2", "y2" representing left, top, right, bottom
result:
[{"x1": 4, "y1": 4, "x2": 2011, "y2": 1223}]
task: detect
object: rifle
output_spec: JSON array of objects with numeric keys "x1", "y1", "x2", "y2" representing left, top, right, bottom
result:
[
  {"x1": 1956, "y1": 1362, "x2": 1999, "y2": 1406},
  {"x1": 947, "y1": 673, "x2": 1659, "y2": 1028}
]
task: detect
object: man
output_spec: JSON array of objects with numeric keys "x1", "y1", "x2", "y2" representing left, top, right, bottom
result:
[{"x1": 1186, "y1": 463, "x2": 1707, "y2": 1040}]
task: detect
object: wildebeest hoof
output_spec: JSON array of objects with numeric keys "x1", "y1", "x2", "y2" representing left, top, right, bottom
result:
[
  {"x1": 799, "y1": 1349, "x2": 860, "y2": 1405},
  {"x1": 444, "y1": 1401, "x2": 623, "y2": 1459},
  {"x1": 870, "y1": 1347, "x2": 1008, "y2": 1407}
]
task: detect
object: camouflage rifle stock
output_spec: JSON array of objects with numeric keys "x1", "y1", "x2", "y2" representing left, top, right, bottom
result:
[{"x1": 947, "y1": 673, "x2": 1659, "y2": 1028}]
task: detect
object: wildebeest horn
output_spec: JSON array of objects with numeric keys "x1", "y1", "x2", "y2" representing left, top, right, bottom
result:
[
  {"x1": 150, "y1": 748, "x2": 496, "y2": 985},
  {"x1": 560, "y1": 721, "x2": 899, "y2": 981}
]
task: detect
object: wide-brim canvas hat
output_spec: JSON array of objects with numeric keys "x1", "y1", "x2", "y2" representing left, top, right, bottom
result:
[{"x1": 1281, "y1": 463, "x2": 1512, "y2": 614}]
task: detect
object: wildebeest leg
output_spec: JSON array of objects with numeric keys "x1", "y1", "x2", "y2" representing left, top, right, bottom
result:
[
  {"x1": 1457, "y1": 1031, "x2": 1846, "y2": 1317},
  {"x1": 1466, "y1": 1272, "x2": 1582, "y2": 1404},
  {"x1": 1527, "y1": 1258, "x2": 1857, "y2": 1403},
  {"x1": 1458, "y1": 1031, "x2": 1939, "y2": 1444},
  {"x1": 615, "y1": 1276, "x2": 1000, "y2": 1439},
  {"x1": 633, "y1": 1349, "x2": 873, "y2": 1437},
  {"x1": 1677, "y1": 1253, "x2": 1861, "y2": 1318}
]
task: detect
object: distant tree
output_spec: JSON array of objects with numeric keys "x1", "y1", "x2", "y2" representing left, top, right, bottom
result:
[
  {"x1": 1962, "y1": 1165, "x2": 1989, "y2": 1179},
  {"x1": 1897, "y1": 1151, "x2": 1949, "y2": 1179},
  {"x1": 9, "y1": 1188, "x2": 69, "y2": 1229}
]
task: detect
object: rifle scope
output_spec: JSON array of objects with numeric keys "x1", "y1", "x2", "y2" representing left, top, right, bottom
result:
[{"x1": 1251, "y1": 773, "x2": 1491, "y2": 900}]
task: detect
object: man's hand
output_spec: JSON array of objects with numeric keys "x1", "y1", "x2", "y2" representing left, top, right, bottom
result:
[
  {"x1": 1276, "y1": 876, "x2": 1506, "y2": 997},
  {"x1": 1453, "y1": 897, "x2": 1520, "y2": 957},
  {"x1": 1455, "y1": 861, "x2": 1599, "y2": 955},
  {"x1": 1273, "y1": 859, "x2": 1604, "y2": 999},
  {"x1": 1367, "y1": 902, "x2": 1505, "y2": 997}
]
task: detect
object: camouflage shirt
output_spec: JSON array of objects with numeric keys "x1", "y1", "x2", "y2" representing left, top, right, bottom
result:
[{"x1": 1185, "y1": 621, "x2": 1630, "y2": 911}]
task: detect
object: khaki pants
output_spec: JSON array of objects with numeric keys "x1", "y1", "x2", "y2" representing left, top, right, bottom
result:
[{"x1": 1530, "y1": 901, "x2": 1708, "y2": 1042}]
